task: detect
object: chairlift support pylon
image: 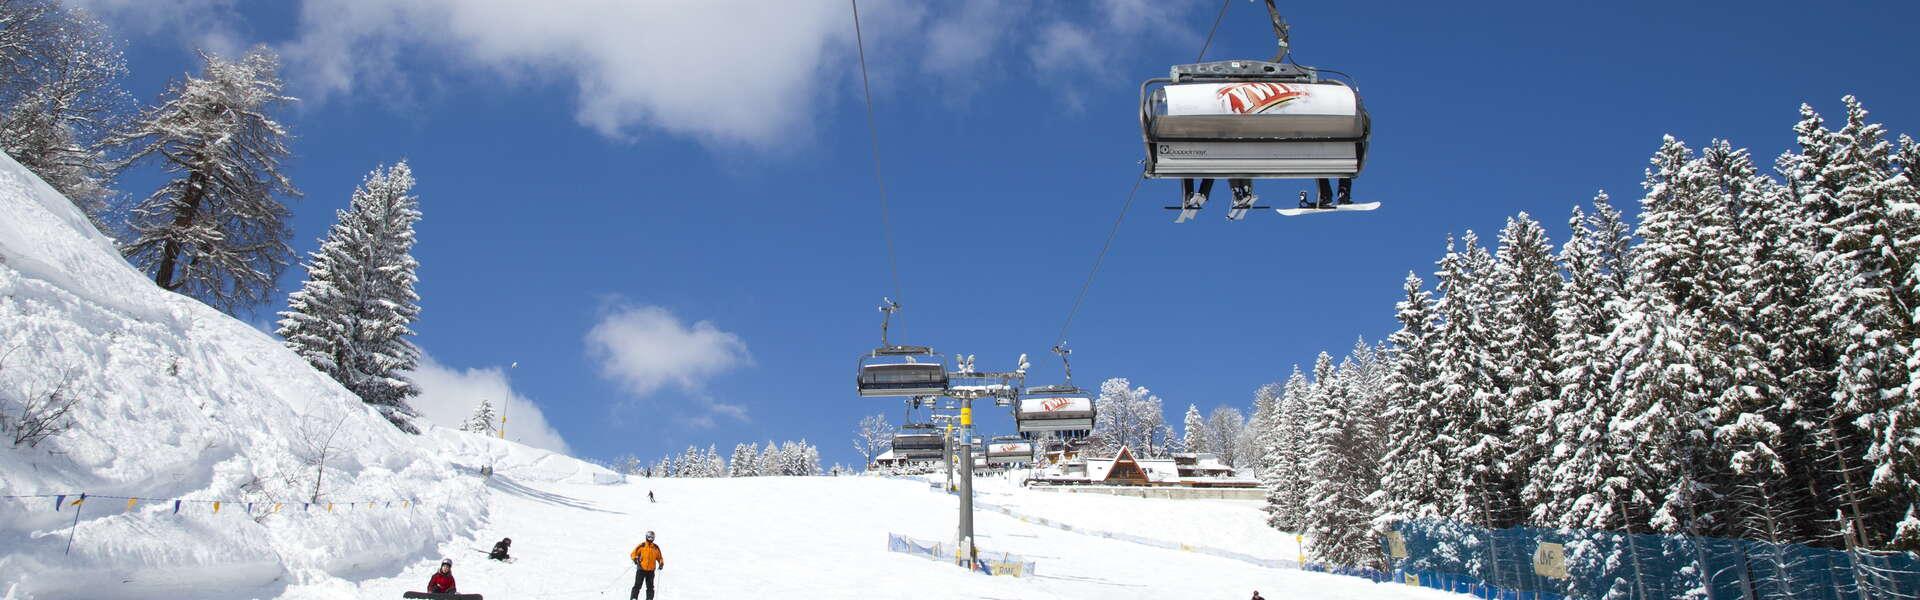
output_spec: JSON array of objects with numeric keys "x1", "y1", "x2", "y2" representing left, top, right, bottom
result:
[{"x1": 1141, "y1": 0, "x2": 1374, "y2": 221}]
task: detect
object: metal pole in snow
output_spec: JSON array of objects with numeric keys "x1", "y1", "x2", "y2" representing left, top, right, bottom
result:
[
  {"x1": 63, "y1": 494, "x2": 84, "y2": 555},
  {"x1": 499, "y1": 361, "x2": 518, "y2": 439},
  {"x1": 959, "y1": 399, "x2": 976, "y2": 563}
]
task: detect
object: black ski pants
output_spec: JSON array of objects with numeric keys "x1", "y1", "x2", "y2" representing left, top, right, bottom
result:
[{"x1": 631, "y1": 568, "x2": 657, "y2": 600}]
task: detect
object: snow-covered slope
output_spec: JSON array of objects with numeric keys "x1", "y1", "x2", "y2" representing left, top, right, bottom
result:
[
  {"x1": 0, "y1": 152, "x2": 609, "y2": 598},
  {"x1": 327, "y1": 475, "x2": 1456, "y2": 600}
]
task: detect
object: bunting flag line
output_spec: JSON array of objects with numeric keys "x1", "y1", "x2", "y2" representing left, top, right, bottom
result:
[{"x1": 15, "y1": 492, "x2": 431, "y2": 515}]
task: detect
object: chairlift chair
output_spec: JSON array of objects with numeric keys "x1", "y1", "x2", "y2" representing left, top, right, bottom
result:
[
  {"x1": 1141, "y1": 0, "x2": 1373, "y2": 221},
  {"x1": 985, "y1": 437, "x2": 1036, "y2": 465},
  {"x1": 855, "y1": 299, "x2": 949, "y2": 397},
  {"x1": 891, "y1": 432, "x2": 946, "y2": 461},
  {"x1": 1015, "y1": 384, "x2": 1096, "y2": 438}
]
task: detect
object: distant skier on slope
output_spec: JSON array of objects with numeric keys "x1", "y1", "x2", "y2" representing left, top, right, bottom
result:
[
  {"x1": 488, "y1": 538, "x2": 512, "y2": 561},
  {"x1": 629, "y1": 530, "x2": 666, "y2": 600},
  {"x1": 648, "y1": 490, "x2": 655, "y2": 503}
]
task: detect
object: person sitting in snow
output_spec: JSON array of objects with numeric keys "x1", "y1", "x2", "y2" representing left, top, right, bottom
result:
[
  {"x1": 489, "y1": 537, "x2": 512, "y2": 561},
  {"x1": 428, "y1": 559, "x2": 458, "y2": 594}
]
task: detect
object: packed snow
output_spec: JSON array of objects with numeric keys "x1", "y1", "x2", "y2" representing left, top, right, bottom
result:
[{"x1": 320, "y1": 474, "x2": 1454, "y2": 600}]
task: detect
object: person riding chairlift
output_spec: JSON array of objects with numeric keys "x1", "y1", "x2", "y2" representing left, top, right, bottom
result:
[{"x1": 1182, "y1": 176, "x2": 1352, "y2": 211}]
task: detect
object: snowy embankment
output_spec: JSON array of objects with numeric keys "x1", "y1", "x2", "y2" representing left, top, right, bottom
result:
[
  {"x1": 971, "y1": 470, "x2": 1305, "y2": 563},
  {"x1": 0, "y1": 152, "x2": 611, "y2": 598},
  {"x1": 329, "y1": 475, "x2": 1456, "y2": 600}
]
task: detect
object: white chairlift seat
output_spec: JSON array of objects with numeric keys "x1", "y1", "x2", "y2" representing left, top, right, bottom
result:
[{"x1": 1142, "y1": 60, "x2": 1369, "y2": 180}]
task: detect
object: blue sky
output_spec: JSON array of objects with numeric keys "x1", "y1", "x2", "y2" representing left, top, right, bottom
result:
[{"x1": 89, "y1": 0, "x2": 1920, "y2": 465}]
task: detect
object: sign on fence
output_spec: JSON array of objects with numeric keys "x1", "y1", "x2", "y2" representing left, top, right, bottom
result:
[
  {"x1": 1531, "y1": 542, "x2": 1568, "y2": 580},
  {"x1": 1387, "y1": 532, "x2": 1408, "y2": 558}
]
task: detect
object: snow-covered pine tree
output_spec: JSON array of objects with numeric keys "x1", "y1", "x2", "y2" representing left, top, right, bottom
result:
[
  {"x1": 113, "y1": 48, "x2": 299, "y2": 315},
  {"x1": 614, "y1": 454, "x2": 643, "y2": 475},
  {"x1": 1431, "y1": 232, "x2": 1509, "y2": 526},
  {"x1": 758, "y1": 440, "x2": 779, "y2": 476},
  {"x1": 1303, "y1": 351, "x2": 1386, "y2": 569},
  {"x1": 0, "y1": 0, "x2": 129, "y2": 228},
  {"x1": 1695, "y1": 140, "x2": 1820, "y2": 551},
  {"x1": 277, "y1": 162, "x2": 423, "y2": 432},
  {"x1": 1596, "y1": 137, "x2": 1721, "y2": 540},
  {"x1": 1799, "y1": 98, "x2": 1920, "y2": 551},
  {"x1": 729, "y1": 443, "x2": 757, "y2": 477},
  {"x1": 801, "y1": 441, "x2": 822, "y2": 476},
  {"x1": 1538, "y1": 195, "x2": 1632, "y2": 529},
  {"x1": 1489, "y1": 213, "x2": 1563, "y2": 526},
  {"x1": 463, "y1": 398, "x2": 496, "y2": 435},
  {"x1": 1264, "y1": 366, "x2": 1311, "y2": 531},
  {"x1": 1376, "y1": 272, "x2": 1446, "y2": 531},
  {"x1": 1236, "y1": 384, "x2": 1279, "y2": 471},
  {"x1": 1181, "y1": 404, "x2": 1208, "y2": 456}
]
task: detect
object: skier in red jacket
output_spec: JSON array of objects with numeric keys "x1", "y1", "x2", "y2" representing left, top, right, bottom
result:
[{"x1": 428, "y1": 559, "x2": 457, "y2": 594}]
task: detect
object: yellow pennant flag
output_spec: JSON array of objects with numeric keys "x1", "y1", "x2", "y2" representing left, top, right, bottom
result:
[
  {"x1": 69, "y1": 496, "x2": 85, "y2": 507},
  {"x1": 327, "y1": 503, "x2": 334, "y2": 513},
  {"x1": 273, "y1": 503, "x2": 282, "y2": 513},
  {"x1": 125, "y1": 498, "x2": 137, "y2": 512},
  {"x1": 212, "y1": 501, "x2": 221, "y2": 514}
]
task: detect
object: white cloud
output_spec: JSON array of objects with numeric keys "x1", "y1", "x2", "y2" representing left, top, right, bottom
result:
[
  {"x1": 280, "y1": 0, "x2": 862, "y2": 148},
  {"x1": 585, "y1": 303, "x2": 750, "y2": 423},
  {"x1": 922, "y1": 1, "x2": 1023, "y2": 74},
  {"x1": 69, "y1": 0, "x2": 245, "y2": 56},
  {"x1": 408, "y1": 352, "x2": 570, "y2": 454}
]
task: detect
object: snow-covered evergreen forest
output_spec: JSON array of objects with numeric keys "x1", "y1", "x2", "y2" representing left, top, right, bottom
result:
[
  {"x1": 1245, "y1": 97, "x2": 1920, "y2": 571},
  {"x1": 608, "y1": 440, "x2": 827, "y2": 478}
]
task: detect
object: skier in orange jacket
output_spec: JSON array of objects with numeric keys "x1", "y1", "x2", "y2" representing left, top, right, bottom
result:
[{"x1": 629, "y1": 531, "x2": 665, "y2": 600}]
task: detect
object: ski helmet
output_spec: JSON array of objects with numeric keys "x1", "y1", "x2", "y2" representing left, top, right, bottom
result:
[{"x1": 645, "y1": 531, "x2": 655, "y2": 541}]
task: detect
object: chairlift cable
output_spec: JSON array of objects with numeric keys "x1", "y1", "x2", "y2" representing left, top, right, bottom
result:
[
  {"x1": 1195, "y1": 0, "x2": 1232, "y2": 62},
  {"x1": 849, "y1": 0, "x2": 904, "y2": 306},
  {"x1": 1054, "y1": 3, "x2": 1228, "y2": 348},
  {"x1": 1054, "y1": 175, "x2": 1144, "y2": 348}
]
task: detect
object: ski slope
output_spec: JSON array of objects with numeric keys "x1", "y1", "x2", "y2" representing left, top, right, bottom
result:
[{"x1": 320, "y1": 475, "x2": 1459, "y2": 600}]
